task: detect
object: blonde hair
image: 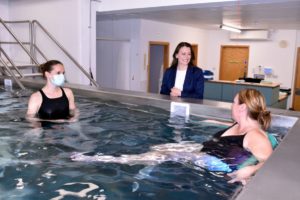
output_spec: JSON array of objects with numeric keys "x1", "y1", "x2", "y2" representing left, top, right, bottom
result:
[{"x1": 238, "y1": 89, "x2": 271, "y2": 130}]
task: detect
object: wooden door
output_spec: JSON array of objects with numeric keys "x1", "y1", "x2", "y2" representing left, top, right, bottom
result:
[
  {"x1": 292, "y1": 47, "x2": 300, "y2": 111},
  {"x1": 191, "y1": 44, "x2": 198, "y2": 66},
  {"x1": 219, "y1": 45, "x2": 249, "y2": 81}
]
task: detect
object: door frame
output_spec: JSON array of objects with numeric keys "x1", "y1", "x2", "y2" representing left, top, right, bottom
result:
[
  {"x1": 292, "y1": 47, "x2": 300, "y2": 110},
  {"x1": 219, "y1": 45, "x2": 250, "y2": 80},
  {"x1": 191, "y1": 44, "x2": 198, "y2": 66},
  {"x1": 147, "y1": 41, "x2": 169, "y2": 92}
]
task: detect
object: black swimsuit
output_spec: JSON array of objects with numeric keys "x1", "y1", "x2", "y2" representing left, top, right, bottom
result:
[
  {"x1": 38, "y1": 87, "x2": 70, "y2": 119},
  {"x1": 202, "y1": 124, "x2": 252, "y2": 170}
]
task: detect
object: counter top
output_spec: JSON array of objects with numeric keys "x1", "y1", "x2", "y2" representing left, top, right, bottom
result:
[{"x1": 207, "y1": 80, "x2": 280, "y2": 88}]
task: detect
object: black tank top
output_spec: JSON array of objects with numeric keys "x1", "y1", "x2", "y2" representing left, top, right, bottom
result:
[
  {"x1": 202, "y1": 123, "x2": 252, "y2": 170},
  {"x1": 38, "y1": 87, "x2": 70, "y2": 119}
]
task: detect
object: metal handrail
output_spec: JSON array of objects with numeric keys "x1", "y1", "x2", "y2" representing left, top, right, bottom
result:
[
  {"x1": 0, "y1": 57, "x2": 25, "y2": 90},
  {"x1": 0, "y1": 41, "x2": 30, "y2": 45},
  {"x1": 0, "y1": 42, "x2": 48, "y2": 61},
  {"x1": 32, "y1": 20, "x2": 99, "y2": 87},
  {"x1": 0, "y1": 18, "x2": 40, "y2": 66},
  {"x1": 0, "y1": 18, "x2": 98, "y2": 88},
  {"x1": 33, "y1": 44, "x2": 48, "y2": 61},
  {"x1": 3, "y1": 20, "x2": 31, "y2": 24},
  {"x1": 0, "y1": 47, "x2": 23, "y2": 77}
]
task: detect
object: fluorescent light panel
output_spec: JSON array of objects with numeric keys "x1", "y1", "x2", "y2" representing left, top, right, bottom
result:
[{"x1": 220, "y1": 24, "x2": 241, "y2": 33}]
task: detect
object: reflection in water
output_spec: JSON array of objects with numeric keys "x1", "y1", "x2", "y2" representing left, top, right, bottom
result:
[
  {"x1": 71, "y1": 141, "x2": 232, "y2": 174},
  {"x1": 51, "y1": 182, "x2": 105, "y2": 200}
]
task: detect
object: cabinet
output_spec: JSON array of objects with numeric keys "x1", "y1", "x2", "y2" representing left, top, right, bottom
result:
[{"x1": 204, "y1": 80, "x2": 283, "y2": 108}]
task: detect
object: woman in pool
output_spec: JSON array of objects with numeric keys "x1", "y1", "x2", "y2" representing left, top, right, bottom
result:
[
  {"x1": 26, "y1": 60, "x2": 77, "y2": 121},
  {"x1": 202, "y1": 88, "x2": 273, "y2": 185},
  {"x1": 72, "y1": 89, "x2": 274, "y2": 185}
]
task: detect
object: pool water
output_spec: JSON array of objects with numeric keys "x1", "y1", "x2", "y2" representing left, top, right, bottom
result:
[{"x1": 0, "y1": 90, "x2": 286, "y2": 200}]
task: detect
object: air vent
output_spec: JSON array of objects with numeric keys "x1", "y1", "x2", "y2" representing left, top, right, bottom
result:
[{"x1": 230, "y1": 30, "x2": 270, "y2": 40}]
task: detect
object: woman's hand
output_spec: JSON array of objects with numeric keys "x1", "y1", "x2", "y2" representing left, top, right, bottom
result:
[
  {"x1": 170, "y1": 87, "x2": 182, "y2": 97},
  {"x1": 227, "y1": 165, "x2": 257, "y2": 185}
]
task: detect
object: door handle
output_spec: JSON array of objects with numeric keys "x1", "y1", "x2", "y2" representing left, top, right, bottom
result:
[{"x1": 295, "y1": 88, "x2": 300, "y2": 95}]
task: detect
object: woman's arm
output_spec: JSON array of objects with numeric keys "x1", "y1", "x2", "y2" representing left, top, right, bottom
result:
[
  {"x1": 181, "y1": 67, "x2": 204, "y2": 99},
  {"x1": 26, "y1": 92, "x2": 43, "y2": 128},
  {"x1": 202, "y1": 119, "x2": 233, "y2": 126},
  {"x1": 26, "y1": 92, "x2": 42, "y2": 120},
  {"x1": 227, "y1": 164, "x2": 262, "y2": 185},
  {"x1": 160, "y1": 69, "x2": 172, "y2": 95},
  {"x1": 64, "y1": 88, "x2": 79, "y2": 121},
  {"x1": 228, "y1": 130, "x2": 273, "y2": 185}
]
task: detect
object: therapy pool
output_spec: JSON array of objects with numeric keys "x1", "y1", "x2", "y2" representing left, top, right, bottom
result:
[{"x1": 0, "y1": 86, "x2": 297, "y2": 200}]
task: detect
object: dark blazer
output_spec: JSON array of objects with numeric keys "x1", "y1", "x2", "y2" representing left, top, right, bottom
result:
[{"x1": 160, "y1": 65, "x2": 204, "y2": 99}]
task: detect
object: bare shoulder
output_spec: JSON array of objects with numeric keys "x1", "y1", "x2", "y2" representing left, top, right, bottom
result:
[
  {"x1": 247, "y1": 129, "x2": 268, "y2": 138},
  {"x1": 29, "y1": 91, "x2": 42, "y2": 101},
  {"x1": 63, "y1": 87, "x2": 74, "y2": 96},
  {"x1": 245, "y1": 129, "x2": 269, "y2": 145},
  {"x1": 27, "y1": 91, "x2": 42, "y2": 115}
]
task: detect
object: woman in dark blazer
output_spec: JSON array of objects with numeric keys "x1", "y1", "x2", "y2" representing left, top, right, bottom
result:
[{"x1": 160, "y1": 42, "x2": 204, "y2": 99}]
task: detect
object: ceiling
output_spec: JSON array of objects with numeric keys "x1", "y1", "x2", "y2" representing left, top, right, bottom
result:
[{"x1": 97, "y1": 0, "x2": 300, "y2": 30}]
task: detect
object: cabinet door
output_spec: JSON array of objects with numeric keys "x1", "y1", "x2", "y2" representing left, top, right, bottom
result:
[
  {"x1": 222, "y1": 84, "x2": 234, "y2": 102},
  {"x1": 204, "y1": 82, "x2": 222, "y2": 100}
]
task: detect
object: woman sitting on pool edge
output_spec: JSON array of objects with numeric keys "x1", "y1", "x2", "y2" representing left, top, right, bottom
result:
[
  {"x1": 71, "y1": 89, "x2": 276, "y2": 185},
  {"x1": 26, "y1": 60, "x2": 77, "y2": 122}
]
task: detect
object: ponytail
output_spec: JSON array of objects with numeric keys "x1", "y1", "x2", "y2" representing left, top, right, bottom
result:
[
  {"x1": 258, "y1": 110, "x2": 271, "y2": 130},
  {"x1": 238, "y1": 89, "x2": 271, "y2": 130}
]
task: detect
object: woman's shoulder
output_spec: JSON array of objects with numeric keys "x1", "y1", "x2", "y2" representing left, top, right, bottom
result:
[
  {"x1": 189, "y1": 65, "x2": 203, "y2": 73},
  {"x1": 30, "y1": 90, "x2": 42, "y2": 99},
  {"x1": 163, "y1": 66, "x2": 176, "y2": 76},
  {"x1": 62, "y1": 87, "x2": 74, "y2": 97},
  {"x1": 244, "y1": 128, "x2": 270, "y2": 146},
  {"x1": 28, "y1": 91, "x2": 42, "y2": 106},
  {"x1": 166, "y1": 65, "x2": 177, "y2": 71}
]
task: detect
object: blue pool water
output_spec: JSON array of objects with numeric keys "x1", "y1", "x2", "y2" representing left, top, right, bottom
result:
[{"x1": 0, "y1": 90, "x2": 287, "y2": 199}]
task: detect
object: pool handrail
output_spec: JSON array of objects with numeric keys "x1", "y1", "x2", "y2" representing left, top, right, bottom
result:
[
  {"x1": 0, "y1": 56, "x2": 26, "y2": 90},
  {"x1": 32, "y1": 20, "x2": 99, "y2": 87},
  {"x1": 0, "y1": 18, "x2": 99, "y2": 88}
]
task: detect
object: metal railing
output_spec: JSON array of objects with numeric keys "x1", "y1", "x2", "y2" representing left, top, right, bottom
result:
[
  {"x1": 0, "y1": 17, "x2": 99, "y2": 88},
  {"x1": 0, "y1": 56, "x2": 26, "y2": 90},
  {"x1": 0, "y1": 18, "x2": 40, "y2": 65},
  {"x1": 0, "y1": 47, "x2": 23, "y2": 77},
  {"x1": 32, "y1": 20, "x2": 98, "y2": 87}
]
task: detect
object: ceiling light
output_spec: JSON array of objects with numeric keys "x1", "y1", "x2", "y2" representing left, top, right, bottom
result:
[{"x1": 220, "y1": 24, "x2": 241, "y2": 33}]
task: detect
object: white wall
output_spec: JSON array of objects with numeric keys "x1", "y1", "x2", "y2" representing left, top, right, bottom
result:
[
  {"x1": 204, "y1": 30, "x2": 297, "y2": 88},
  {"x1": 5, "y1": 0, "x2": 93, "y2": 85},
  {"x1": 0, "y1": 0, "x2": 9, "y2": 19},
  {"x1": 297, "y1": 31, "x2": 300, "y2": 46},
  {"x1": 96, "y1": 18, "x2": 136, "y2": 90},
  {"x1": 0, "y1": 0, "x2": 9, "y2": 53}
]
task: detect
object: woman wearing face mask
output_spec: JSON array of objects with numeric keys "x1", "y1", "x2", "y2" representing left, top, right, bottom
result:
[
  {"x1": 160, "y1": 42, "x2": 204, "y2": 99},
  {"x1": 27, "y1": 60, "x2": 76, "y2": 121}
]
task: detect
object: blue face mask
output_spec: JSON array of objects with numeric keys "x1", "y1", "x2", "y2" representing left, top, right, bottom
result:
[{"x1": 51, "y1": 74, "x2": 65, "y2": 86}]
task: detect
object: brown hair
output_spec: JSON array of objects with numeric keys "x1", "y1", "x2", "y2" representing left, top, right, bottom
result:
[
  {"x1": 170, "y1": 42, "x2": 195, "y2": 67},
  {"x1": 40, "y1": 60, "x2": 63, "y2": 78},
  {"x1": 238, "y1": 89, "x2": 271, "y2": 130}
]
